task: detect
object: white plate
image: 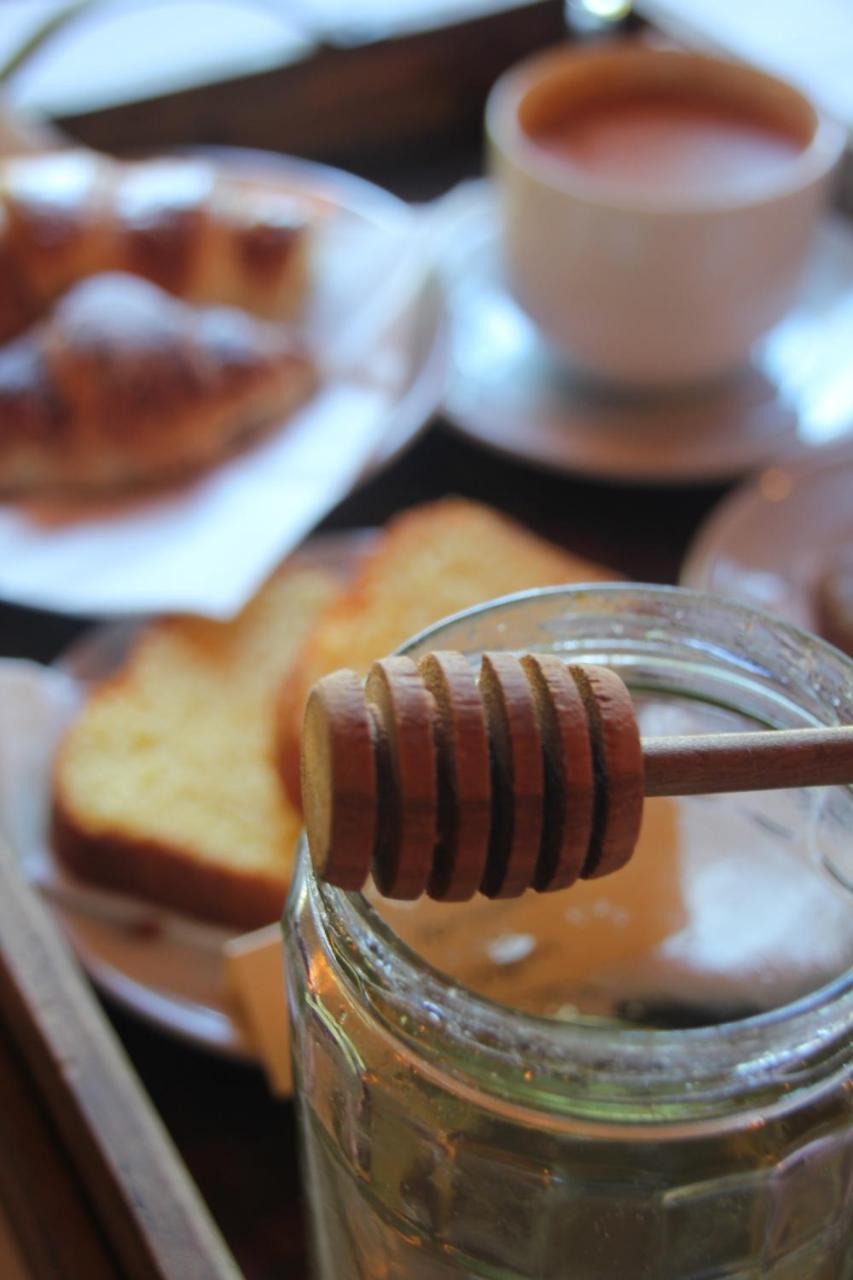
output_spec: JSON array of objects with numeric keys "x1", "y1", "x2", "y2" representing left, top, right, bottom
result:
[
  {"x1": 0, "y1": 150, "x2": 447, "y2": 620},
  {"x1": 26, "y1": 531, "x2": 372, "y2": 1065},
  {"x1": 437, "y1": 182, "x2": 853, "y2": 486},
  {"x1": 680, "y1": 443, "x2": 853, "y2": 632}
]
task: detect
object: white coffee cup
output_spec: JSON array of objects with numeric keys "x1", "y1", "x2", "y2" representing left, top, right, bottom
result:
[{"x1": 486, "y1": 43, "x2": 846, "y2": 389}]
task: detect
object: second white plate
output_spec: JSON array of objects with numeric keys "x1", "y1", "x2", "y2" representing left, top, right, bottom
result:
[{"x1": 681, "y1": 443, "x2": 853, "y2": 633}]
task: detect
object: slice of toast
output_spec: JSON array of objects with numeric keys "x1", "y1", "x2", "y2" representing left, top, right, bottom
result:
[
  {"x1": 276, "y1": 498, "x2": 616, "y2": 807},
  {"x1": 52, "y1": 563, "x2": 338, "y2": 929}
]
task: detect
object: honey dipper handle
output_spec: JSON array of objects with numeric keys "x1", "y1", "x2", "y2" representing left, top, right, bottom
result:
[{"x1": 642, "y1": 724, "x2": 853, "y2": 797}]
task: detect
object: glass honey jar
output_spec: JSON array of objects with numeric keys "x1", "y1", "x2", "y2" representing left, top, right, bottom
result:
[{"x1": 286, "y1": 585, "x2": 853, "y2": 1279}]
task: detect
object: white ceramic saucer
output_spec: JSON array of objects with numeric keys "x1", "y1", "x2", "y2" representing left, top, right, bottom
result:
[
  {"x1": 437, "y1": 182, "x2": 853, "y2": 486},
  {"x1": 681, "y1": 442, "x2": 853, "y2": 633}
]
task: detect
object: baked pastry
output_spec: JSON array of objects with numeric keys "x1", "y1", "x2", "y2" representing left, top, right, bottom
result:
[
  {"x1": 51, "y1": 501, "x2": 614, "y2": 927},
  {"x1": 51, "y1": 561, "x2": 339, "y2": 929},
  {"x1": 276, "y1": 498, "x2": 616, "y2": 807},
  {"x1": 0, "y1": 272, "x2": 316, "y2": 495},
  {"x1": 815, "y1": 545, "x2": 853, "y2": 655},
  {"x1": 0, "y1": 150, "x2": 318, "y2": 495},
  {"x1": 0, "y1": 149, "x2": 310, "y2": 343}
]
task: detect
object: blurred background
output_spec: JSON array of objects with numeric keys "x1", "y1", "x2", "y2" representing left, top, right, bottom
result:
[
  {"x1": 0, "y1": 0, "x2": 849, "y2": 207},
  {"x1": 1, "y1": 6, "x2": 851, "y2": 1279}
]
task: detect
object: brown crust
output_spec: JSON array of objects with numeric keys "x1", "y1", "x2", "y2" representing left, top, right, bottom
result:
[
  {"x1": 0, "y1": 151, "x2": 314, "y2": 497},
  {"x1": 51, "y1": 777, "x2": 287, "y2": 931},
  {"x1": 521, "y1": 653, "x2": 594, "y2": 892},
  {"x1": 0, "y1": 219, "x2": 35, "y2": 341},
  {"x1": 0, "y1": 150, "x2": 310, "y2": 343},
  {"x1": 418, "y1": 651, "x2": 491, "y2": 901},
  {"x1": 235, "y1": 217, "x2": 304, "y2": 290},
  {"x1": 478, "y1": 653, "x2": 544, "y2": 898},
  {"x1": 0, "y1": 273, "x2": 316, "y2": 496},
  {"x1": 124, "y1": 203, "x2": 202, "y2": 297}
]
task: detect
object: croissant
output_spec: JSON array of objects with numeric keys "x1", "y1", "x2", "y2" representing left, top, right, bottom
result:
[
  {"x1": 0, "y1": 150, "x2": 310, "y2": 344},
  {"x1": 0, "y1": 272, "x2": 316, "y2": 495}
]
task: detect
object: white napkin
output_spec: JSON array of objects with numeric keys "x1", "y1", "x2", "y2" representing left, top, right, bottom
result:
[{"x1": 0, "y1": 199, "x2": 439, "y2": 619}]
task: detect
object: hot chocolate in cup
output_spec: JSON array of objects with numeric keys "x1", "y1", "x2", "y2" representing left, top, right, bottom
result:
[{"x1": 486, "y1": 43, "x2": 845, "y2": 390}]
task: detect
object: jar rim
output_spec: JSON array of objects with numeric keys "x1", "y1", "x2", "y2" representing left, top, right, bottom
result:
[{"x1": 312, "y1": 584, "x2": 853, "y2": 1125}]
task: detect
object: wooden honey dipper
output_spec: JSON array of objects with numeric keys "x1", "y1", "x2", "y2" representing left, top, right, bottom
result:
[{"x1": 300, "y1": 652, "x2": 853, "y2": 901}]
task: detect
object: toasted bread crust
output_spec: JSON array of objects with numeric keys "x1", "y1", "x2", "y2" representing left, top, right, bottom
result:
[
  {"x1": 51, "y1": 782, "x2": 287, "y2": 929},
  {"x1": 51, "y1": 564, "x2": 337, "y2": 928}
]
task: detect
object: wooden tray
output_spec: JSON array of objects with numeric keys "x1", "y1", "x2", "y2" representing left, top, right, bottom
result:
[{"x1": 0, "y1": 833, "x2": 244, "y2": 1279}]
